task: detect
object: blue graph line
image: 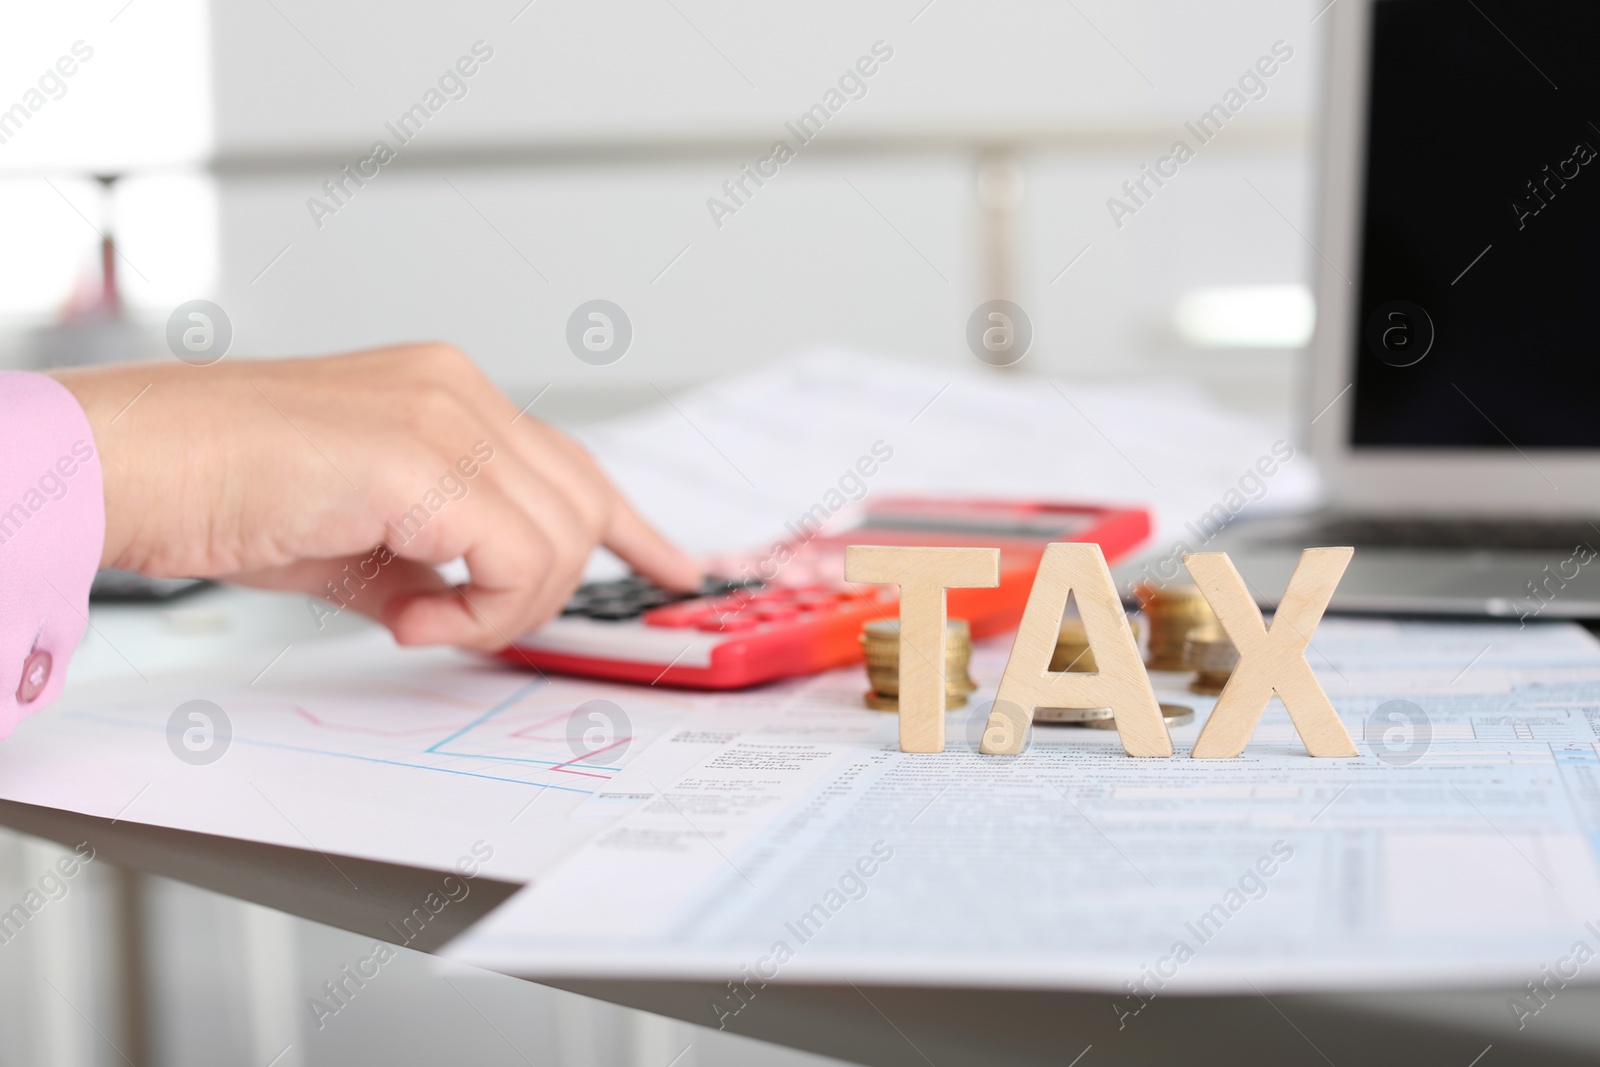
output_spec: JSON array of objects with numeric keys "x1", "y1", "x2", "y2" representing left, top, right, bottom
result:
[
  {"x1": 220, "y1": 735, "x2": 594, "y2": 793},
  {"x1": 217, "y1": 735, "x2": 588, "y2": 793},
  {"x1": 425, "y1": 677, "x2": 547, "y2": 753},
  {"x1": 431, "y1": 749, "x2": 618, "y2": 775},
  {"x1": 66, "y1": 703, "x2": 595, "y2": 795}
]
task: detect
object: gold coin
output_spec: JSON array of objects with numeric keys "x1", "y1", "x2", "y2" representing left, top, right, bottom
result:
[
  {"x1": 1034, "y1": 706, "x2": 1115, "y2": 723},
  {"x1": 864, "y1": 691, "x2": 970, "y2": 712},
  {"x1": 861, "y1": 646, "x2": 971, "y2": 663},
  {"x1": 867, "y1": 682, "x2": 976, "y2": 698},
  {"x1": 1048, "y1": 616, "x2": 1140, "y2": 673},
  {"x1": 861, "y1": 618, "x2": 971, "y2": 640},
  {"x1": 1049, "y1": 642, "x2": 1096, "y2": 673},
  {"x1": 869, "y1": 678, "x2": 976, "y2": 698},
  {"x1": 1141, "y1": 588, "x2": 1220, "y2": 671},
  {"x1": 1135, "y1": 581, "x2": 1207, "y2": 605},
  {"x1": 860, "y1": 618, "x2": 976, "y2": 701},
  {"x1": 1035, "y1": 703, "x2": 1194, "y2": 729},
  {"x1": 1185, "y1": 632, "x2": 1237, "y2": 693},
  {"x1": 1142, "y1": 601, "x2": 1215, "y2": 616},
  {"x1": 1078, "y1": 703, "x2": 1195, "y2": 730},
  {"x1": 1189, "y1": 635, "x2": 1238, "y2": 672}
]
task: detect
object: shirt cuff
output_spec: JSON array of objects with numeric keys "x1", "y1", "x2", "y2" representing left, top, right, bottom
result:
[{"x1": 0, "y1": 371, "x2": 105, "y2": 737}]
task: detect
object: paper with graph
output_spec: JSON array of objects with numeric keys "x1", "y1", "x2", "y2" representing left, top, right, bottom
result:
[
  {"x1": 0, "y1": 629, "x2": 802, "y2": 881},
  {"x1": 446, "y1": 618, "x2": 1600, "y2": 994}
]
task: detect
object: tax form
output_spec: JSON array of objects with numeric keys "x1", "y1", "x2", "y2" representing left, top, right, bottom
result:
[{"x1": 447, "y1": 618, "x2": 1600, "y2": 995}]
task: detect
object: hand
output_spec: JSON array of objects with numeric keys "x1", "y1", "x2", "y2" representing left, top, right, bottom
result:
[{"x1": 49, "y1": 345, "x2": 702, "y2": 650}]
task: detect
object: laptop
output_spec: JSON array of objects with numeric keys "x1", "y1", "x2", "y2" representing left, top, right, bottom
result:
[{"x1": 1187, "y1": 0, "x2": 1600, "y2": 621}]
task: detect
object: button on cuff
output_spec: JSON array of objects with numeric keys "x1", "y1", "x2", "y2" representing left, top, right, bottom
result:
[{"x1": 17, "y1": 650, "x2": 52, "y2": 704}]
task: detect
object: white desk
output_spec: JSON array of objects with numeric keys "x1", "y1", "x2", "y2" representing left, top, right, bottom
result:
[{"x1": 6, "y1": 585, "x2": 1600, "y2": 1066}]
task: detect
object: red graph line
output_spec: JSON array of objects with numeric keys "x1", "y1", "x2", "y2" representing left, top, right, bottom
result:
[
  {"x1": 550, "y1": 766, "x2": 614, "y2": 780},
  {"x1": 549, "y1": 736, "x2": 632, "y2": 778},
  {"x1": 292, "y1": 705, "x2": 466, "y2": 738},
  {"x1": 508, "y1": 709, "x2": 585, "y2": 742},
  {"x1": 290, "y1": 704, "x2": 628, "y2": 779}
]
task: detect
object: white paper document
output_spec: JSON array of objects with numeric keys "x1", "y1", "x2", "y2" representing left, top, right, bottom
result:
[
  {"x1": 447, "y1": 618, "x2": 1600, "y2": 996},
  {"x1": 0, "y1": 631, "x2": 811, "y2": 882},
  {"x1": 575, "y1": 350, "x2": 1318, "y2": 578}
]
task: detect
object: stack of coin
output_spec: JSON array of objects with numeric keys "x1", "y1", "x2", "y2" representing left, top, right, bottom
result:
[
  {"x1": 1050, "y1": 619, "x2": 1096, "y2": 673},
  {"x1": 860, "y1": 619, "x2": 977, "y2": 711},
  {"x1": 1187, "y1": 630, "x2": 1239, "y2": 695},
  {"x1": 1136, "y1": 582, "x2": 1219, "y2": 672},
  {"x1": 1048, "y1": 616, "x2": 1141, "y2": 673},
  {"x1": 1034, "y1": 703, "x2": 1195, "y2": 729}
]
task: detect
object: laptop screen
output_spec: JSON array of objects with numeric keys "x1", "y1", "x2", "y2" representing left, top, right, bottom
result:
[{"x1": 1350, "y1": 0, "x2": 1600, "y2": 448}]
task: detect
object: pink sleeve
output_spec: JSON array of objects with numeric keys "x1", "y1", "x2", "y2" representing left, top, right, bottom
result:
[{"x1": 0, "y1": 371, "x2": 105, "y2": 737}]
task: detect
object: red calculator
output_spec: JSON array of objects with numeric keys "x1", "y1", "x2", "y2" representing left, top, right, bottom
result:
[{"x1": 500, "y1": 497, "x2": 1150, "y2": 689}]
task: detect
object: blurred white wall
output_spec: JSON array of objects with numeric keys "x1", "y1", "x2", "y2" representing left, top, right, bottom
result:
[
  {"x1": 0, "y1": 0, "x2": 212, "y2": 321},
  {"x1": 2, "y1": 0, "x2": 1324, "y2": 417},
  {"x1": 207, "y1": 1, "x2": 1311, "y2": 145}
]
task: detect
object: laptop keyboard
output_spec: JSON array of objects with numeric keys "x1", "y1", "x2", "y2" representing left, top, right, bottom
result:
[{"x1": 1290, "y1": 518, "x2": 1600, "y2": 552}]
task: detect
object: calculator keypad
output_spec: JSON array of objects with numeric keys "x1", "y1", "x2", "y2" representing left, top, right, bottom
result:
[{"x1": 561, "y1": 576, "x2": 761, "y2": 622}]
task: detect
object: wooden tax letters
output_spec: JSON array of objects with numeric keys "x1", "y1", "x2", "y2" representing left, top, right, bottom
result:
[{"x1": 849, "y1": 542, "x2": 1353, "y2": 758}]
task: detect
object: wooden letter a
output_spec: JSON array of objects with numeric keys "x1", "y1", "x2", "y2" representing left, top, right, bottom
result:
[{"x1": 983, "y1": 543, "x2": 1172, "y2": 757}]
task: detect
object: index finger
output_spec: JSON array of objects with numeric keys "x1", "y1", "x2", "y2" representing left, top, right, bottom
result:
[{"x1": 603, "y1": 494, "x2": 703, "y2": 592}]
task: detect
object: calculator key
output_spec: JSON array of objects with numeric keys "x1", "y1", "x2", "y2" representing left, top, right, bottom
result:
[
  {"x1": 588, "y1": 605, "x2": 647, "y2": 621},
  {"x1": 586, "y1": 579, "x2": 634, "y2": 595},
  {"x1": 703, "y1": 577, "x2": 763, "y2": 596},
  {"x1": 643, "y1": 604, "x2": 713, "y2": 628},
  {"x1": 697, "y1": 613, "x2": 760, "y2": 632}
]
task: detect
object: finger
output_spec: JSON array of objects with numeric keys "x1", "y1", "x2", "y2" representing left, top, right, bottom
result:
[
  {"x1": 383, "y1": 486, "x2": 556, "y2": 650},
  {"x1": 411, "y1": 354, "x2": 696, "y2": 586},
  {"x1": 498, "y1": 426, "x2": 700, "y2": 590},
  {"x1": 502, "y1": 422, "x2": 613, "y2": 534},
  {"x1": 228, "y1": 555, "x2": 454, "y2": 628},
  {"x1": 389, "y1": 345, "x2": 702, "y2": 593},
  {"x1": 603, "y1": 495, "x2": 703, "y2": 591},
  {"x1": 437, "y1": 372, "x2": 615, "y2": 538},
  {"x1": 469, "y1": 449, "x2": 598, "y2": 631}
]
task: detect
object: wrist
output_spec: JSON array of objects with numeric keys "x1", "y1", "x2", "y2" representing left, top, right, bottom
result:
[{"x1": 45, "y1": 367, "x2": 139, "y2": 571}]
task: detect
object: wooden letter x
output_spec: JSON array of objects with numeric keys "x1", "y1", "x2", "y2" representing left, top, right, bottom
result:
[
  {"x1": 1185, "y1": 547, "x2": 1358, "y2": 759},
  {"x1": 845, "y1": 546, "x2": 1000, "y2": 753}
]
